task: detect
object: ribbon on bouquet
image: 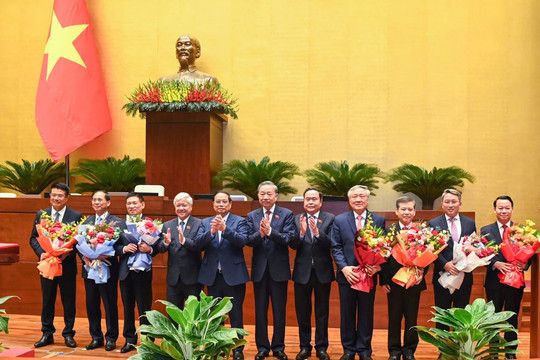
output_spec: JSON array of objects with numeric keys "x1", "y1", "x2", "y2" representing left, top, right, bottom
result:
[{"x1": 393, "y1": 265, "x2": 424, "y2": 289}]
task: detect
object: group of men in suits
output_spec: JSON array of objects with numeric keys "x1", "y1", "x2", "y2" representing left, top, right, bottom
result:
[{"x1": 29, "y1": 182, "x2": 525, "y2": 360}]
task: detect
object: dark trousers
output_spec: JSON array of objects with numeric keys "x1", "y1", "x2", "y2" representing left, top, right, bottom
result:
[
  {"x1": 433, "y1": 272, "x2": 472, "y2": 330},
  {"x1": 119, "y1": 272, "x2": 153, "y2": 344},
  {"x1": 207, "y1": 272, "x2": 246, "y2": 351},
  {"x1": 294, "y1": 269, "x2": 331, "y2": 352},
  {"x1": 486, "y1": 285, "x2": 524, "y2": 350},
  {"x1": 84, "y1": 275, "x2": 119, "y2": 342},
  {"x1": 253, "y1": 267, "x2": 288, "y2": 353},
  {"x1": 337, "y1": 282, "x2": 376, "y2": 356},
  {"x1": 166, "y1": 276, "x2": 203, "y2": 310},
  {"x1": 386, "y1": 284, "x2": 421, "y2": 357},
  {"x1": 40, "y1": 272, "x2": 76, "y2": 338}
]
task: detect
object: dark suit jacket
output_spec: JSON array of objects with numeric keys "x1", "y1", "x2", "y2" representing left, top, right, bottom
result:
[
  {"x1": 481, "y1": 221, "x2": 531, "y2": 290},
  {"x1": 331, "y1": 210, "x2": 386, "y2": 285},
  {"x1": 29, "y1": 206, "x2": 83, "y2": 276},
  {"x1": 117, "y1": 215, "x2": 161, "y2": 282},
  {"x1": 191, "y1": 213, "x2": 250, "y2": 287},
  {"x1": 428, "y1": 214, "x2": 476, "y2": 283},
  {"x1": 80, "y1": 213, "x2": 122, "y2": 279},
  {"x1": 156, "y1": 216, "x2": 202, "y2": 286},
  {"x1": 247, "y1": 205, "x2": 296, "y2": 283},
  {"x1": 381, "y1": 223, "x2": 428, "y2": 292},
  {"x1": 290, "y1": 211, "x2": 335, "y2": 285}
]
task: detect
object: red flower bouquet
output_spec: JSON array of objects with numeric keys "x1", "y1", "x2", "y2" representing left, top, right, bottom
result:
[
  {"x1": 498, "y1": 220, "x2": 540, "y2": 288},
  {"x1": 352, "y1": 221, "x2": 393, "y2": 292}
]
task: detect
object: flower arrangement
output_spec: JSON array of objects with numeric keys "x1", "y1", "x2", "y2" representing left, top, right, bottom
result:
[
  {"x1": 352, "y1": 219, "x2": 392, "y2": 292},
  {"x1": 123, "y1": 80, "x2": 238, "y2": 119},
  {"x1": 390, "y1": 223, "x2": 449, "y2": 288},
  {"x1": 499, "y1": 219, "x2": 540, "y2": 288},
  {"x1": 35, "y1": 213, "x2": 85, "y2": 279},
  {"x1": 124, "y1": 217, "x2": 163, "y2": 272},
  {"x1": 439, "y1": 234, "x2": 499, "y2": 294},
  {"x1": 76, "y1": 222, "x2": 123, "y2": 284}
]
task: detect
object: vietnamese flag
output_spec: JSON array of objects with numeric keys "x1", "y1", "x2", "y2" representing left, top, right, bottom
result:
[{"x1": 35, "y1": 0, "x2": 111, "y2": 162}]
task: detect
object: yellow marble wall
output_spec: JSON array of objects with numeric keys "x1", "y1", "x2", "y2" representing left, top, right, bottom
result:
[{"x1": 0, "y1": 0, "x2": 539, "y2": 227}]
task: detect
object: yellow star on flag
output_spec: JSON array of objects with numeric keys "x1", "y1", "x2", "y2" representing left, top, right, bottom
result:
[{"x1": 44, "y1": 11, "x2": 88, "y2": 80}]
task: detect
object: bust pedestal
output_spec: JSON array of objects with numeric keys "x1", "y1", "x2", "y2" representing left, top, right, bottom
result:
[{"x1": 145, "y1": 111, "x2": 227, "y2": 198}]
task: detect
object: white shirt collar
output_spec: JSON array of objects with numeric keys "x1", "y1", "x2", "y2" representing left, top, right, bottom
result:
[
  {"x1": 263, "y1": 204, "x2": 276, "y2": 216},
  {"x1": 51, "y1": 206, "x2": 67, "y2": 221},
  {"x1": 178, "y1": 215, "x2": 190, "y2": 225}
]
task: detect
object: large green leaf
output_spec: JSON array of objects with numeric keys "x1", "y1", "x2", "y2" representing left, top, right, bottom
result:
[{"x1": 0, "y1": 160, "x2": 65, "y2": 194}]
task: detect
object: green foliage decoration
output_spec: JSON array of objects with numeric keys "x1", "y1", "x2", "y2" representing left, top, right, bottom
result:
[
  {"x1": 129, "y1": 292, "x2": 248, "y2": 360},
  {"x1": 71, "y1": 155, "x2": 145, "y2": 193},
  {"x1": 123, "y1": 80, "x2": 238, "y2": 119},
  {"x1": 385, "y1": 163, "x2": 475, "y2": 209},
  {"x1": 304, "y1": 160, "x2": 383, "y2": 197},
  {"x1": 416, "y1": 298, "x2": 518, "y2": 359},
  {"x1": 0, "y1": 296, "x2": 19, "y2": 353},
  {"x1": 0, "y1": 159, "x2": 65, "y2": 194},
  {"x1": 214, "y1": 156, "x2": 300, "y2": 199}
]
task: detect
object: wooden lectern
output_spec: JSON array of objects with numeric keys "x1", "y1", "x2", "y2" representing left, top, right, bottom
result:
[{"x1": 145, "y1": 111, "x2": 227, "y2": 198}]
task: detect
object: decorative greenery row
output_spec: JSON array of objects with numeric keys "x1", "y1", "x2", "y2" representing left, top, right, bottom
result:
[
  {"x1": 123, "y1": 80, "x2": 239, "y2": 119},
  {"x1": 0, "y1": 157, "x2": 474, "y2": 210}
]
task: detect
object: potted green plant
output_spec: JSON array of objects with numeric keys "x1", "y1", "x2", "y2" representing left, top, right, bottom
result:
[
  {"x1": 214, "y1": 156, "x2": 300, "y2": 199},
  {"x1": 416, "y1": 298, "x2": 518, "y2": 359},
  {"x1": 129, "y1": 292, "x2": 248, "y2": 360},
  {"x1": 304, "y1": 160, "x2": 383, "y2": 198},
  {"x1": 71, "y1": 155, "x2": 145, "y2": 193},
  {"x1": 0, "y1": 296, "x2": 19, "y2": 352},
  {"x1": 385, "y1": 164, "x2": 475, "y2": 209},
  {"x1": 0, "y1": 159, "x2": 65, "y2": 196}
]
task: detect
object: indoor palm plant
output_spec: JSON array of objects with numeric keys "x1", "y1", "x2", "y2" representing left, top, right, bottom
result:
[
  {"x1": 416, "y1": 298, "x2": 518, "y2": 359},
  {"x1": 385, "y1": 164, "x2": 475, "y2": 209},
  {"x1": 0, "y1": 296, "x2": 18, "y2": 353},
  {"x1": 0, "y1": 159, "x2": 65, "y2": 195},
  {"x1": 214, "y1": 156, "x2": 300, "y2": 199},
  {"x1": 304, "y1": 160, "x2": 383, "y2": 197},
  {"x1": 71, "y1": 155, "x2": 145, "y2": 193},
  {"x1": 130, "y1": 292, "x2": 248, "y2": 360}
]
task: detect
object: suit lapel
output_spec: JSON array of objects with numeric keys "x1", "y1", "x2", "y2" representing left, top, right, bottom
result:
[{"x1": 347, "y1": 211, "x2": 357, "y2": 234}]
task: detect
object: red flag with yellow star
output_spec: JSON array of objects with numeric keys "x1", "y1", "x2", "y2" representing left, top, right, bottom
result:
[{"x1": 35, "y1": 0, "x2": 111, "y2": 161}]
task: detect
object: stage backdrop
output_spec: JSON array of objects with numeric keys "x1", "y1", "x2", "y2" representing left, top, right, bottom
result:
[{"x1": 0, "y1": 0, "x2": 539, "y2": 228}]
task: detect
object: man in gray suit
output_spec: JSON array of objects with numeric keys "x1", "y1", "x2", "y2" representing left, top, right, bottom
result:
[
  {"x1": 157, "y1": 192, "x2": 203, "y2": 308},
  {"x1": 290, "y1": 188, "x2": 335, "y2": 360}
]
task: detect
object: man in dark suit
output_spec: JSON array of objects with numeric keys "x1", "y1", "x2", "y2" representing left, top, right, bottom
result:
[
  {"x1": 290, "y1": 187, "x2": 335, "y2": 360},
  {"x1": 81, "y1": 190, "x2": 121, "y2": 351},
  {"x1": 428, "y1": 189, "x2": 476, "y2": 331},
  {"x1": 381, "y1": 196, "x2": 425, "y2": 360},
  {"x1": 247, "y1": 181, "x2": 297, "y2": 360},
  {"x1": 482, "y1": 195, "x2": 524, "y2": 359},
  {"x1": 30, "y1": 182, "x2": 82, "y2": 349},
  {"x1": 331, "y1": 185, "x2": 385, "y2": 360},
  {"x1": 117, "y1": 192, "x2": 158, "y2": 353},
  {"x1": 185, "y1": 191, "x2": 249, "y2": 360},
  {"x1": 156, "y1": 192, "x2": 202, "y2": 309}
]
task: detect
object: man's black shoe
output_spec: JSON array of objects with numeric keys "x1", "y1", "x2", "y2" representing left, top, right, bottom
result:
[
  {"x1": 316, "y1": 350, "x2": 330, "y2": 360},
  {"x1": 85, "y1": 339, "x2": 104, "y2": 350},
  {"x1": 120, "y1": 343, "x2": 136, "y2": 353},
  {"x1": 388, "y1": 356, "x2": 401, "y2": 360},
  {"x1": 296, "y1": 349, "x2": 311, "y2": 360},
  {"x1": 233, "y1": 350, "x2": 244, "y2": 360},
  {"x1": 64, "y1": 336, "x2": 77, "y2": 348},
  {"x1": 359, "y1": 356, "x2": 373, "y2": 360},
  {"x1": 505, "y1": 355, "x2": 517, "y2": 359},
  {"x1": 403, "y1": 356, "x2": 415, "y2": 360},
  {"x1": 274, "y1": 351, "x2": 288, "y2": 360},
  {"x1": 255, "y1": 351, "x2": 270, "y2": 360},
  {"x1": 34, "y1": 335, "x2": 53, "y2": 348},
  {"x1": 340, "y1": 355, "x2": 355, "y2": 360},
  {"x1": 105, "y1": 341, "x2": 116, "y2": 351}
]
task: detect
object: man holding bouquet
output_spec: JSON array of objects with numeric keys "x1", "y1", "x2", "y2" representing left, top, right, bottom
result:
[
  {"x1": 429, "y1": 189, "x2": 476, "y2": 325},
  {"x1": 331, "y1": 185, "x2": 385, "y2": 360},
  {"x1": 117, "y1": 192, "x2": 159, "y2": 353},
  {"x1": 81, "y1": 190, "x2": 122, "y2": 351},
  {"x1": 30, "y1": 182, "x2": 82, "y2": 349},
  {"x1": 381, "y1": 196, "x2": 425, "y2": 360},
  {"x1": 482, "y1": 195, "x2": 524, "y2": 359}
]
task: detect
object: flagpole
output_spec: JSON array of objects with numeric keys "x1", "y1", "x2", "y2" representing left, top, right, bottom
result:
[{"x1": 65, "y1": 154, "x2": 70, "y2": 186}]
